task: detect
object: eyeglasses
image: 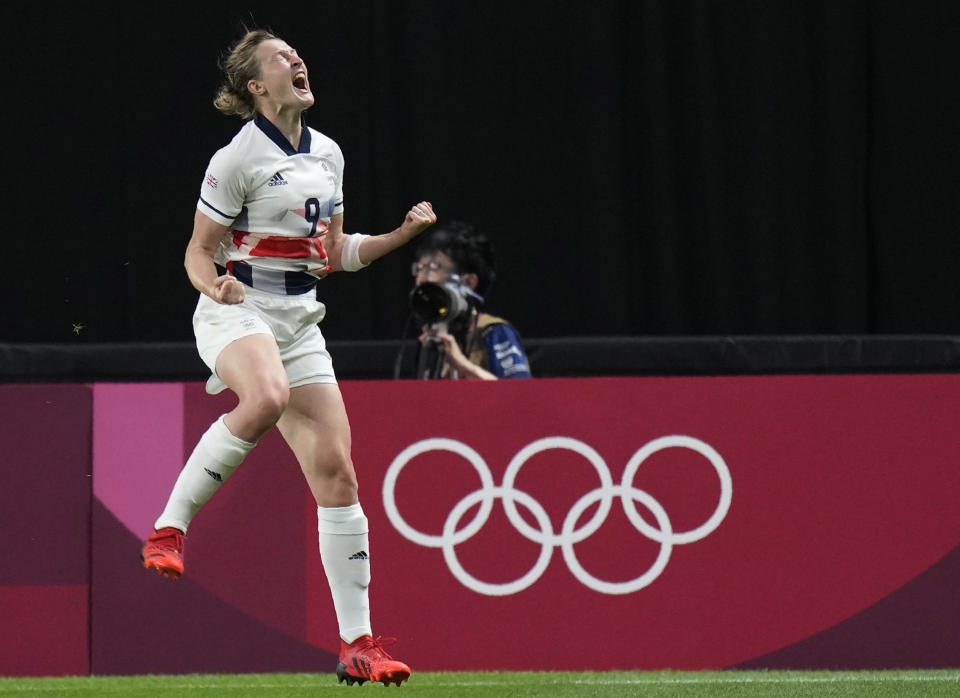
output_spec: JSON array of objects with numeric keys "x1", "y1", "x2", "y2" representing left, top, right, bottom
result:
[{"x1": 411, "y1": 259, "x2": 454, "y2": 276}]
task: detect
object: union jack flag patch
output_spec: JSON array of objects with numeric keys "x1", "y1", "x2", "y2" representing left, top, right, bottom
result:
[{"x1": 205, "y1": 173, "x2": 219, "y2": 189}]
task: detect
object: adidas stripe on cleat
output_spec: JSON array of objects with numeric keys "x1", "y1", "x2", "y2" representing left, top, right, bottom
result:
[
  {"x1": 336, "y1": 635, "x2": 411, "y2": 687},
  {"x1": 141, "y1": 526, "x2": 185, "y2": 578}
]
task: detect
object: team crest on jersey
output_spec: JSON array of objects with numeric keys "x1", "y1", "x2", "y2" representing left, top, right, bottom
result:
[
  {"x1": 205, "y1": 173, "x2": 218, "y2": 189},
  {"x1": 267, "y1": 172, "x2": 288, "y2": 187}
]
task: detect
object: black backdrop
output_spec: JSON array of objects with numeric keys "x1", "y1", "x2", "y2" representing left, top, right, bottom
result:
[{"x1": 7, "y1": 1, "x2": 960, "y2": 344}]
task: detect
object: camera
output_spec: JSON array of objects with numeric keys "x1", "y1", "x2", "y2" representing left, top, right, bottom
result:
[{"x1": 409, "y1": 277, "x2": 478, "y2": 327}]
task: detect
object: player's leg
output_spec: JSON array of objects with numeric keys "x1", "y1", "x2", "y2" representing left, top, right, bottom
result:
[
  {"x1": 142, "y1": 333, "x2": 289, "y2": 578},
  {"x1": 277, "y1": 383, "x2": 411, "y2": 686}
]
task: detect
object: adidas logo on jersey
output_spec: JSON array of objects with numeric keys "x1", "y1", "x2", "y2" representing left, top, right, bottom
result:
[{"x1": 267, "y1": 172, "x2": 288, "y2": 187}]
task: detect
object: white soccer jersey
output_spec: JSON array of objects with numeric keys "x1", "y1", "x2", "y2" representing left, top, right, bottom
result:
[{"x1": 197, "y1": 114, "x2": 344, "y2": 288}]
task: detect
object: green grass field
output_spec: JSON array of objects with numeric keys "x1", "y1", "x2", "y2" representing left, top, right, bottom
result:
[{"x1": 0, "y1": 670, "x2": 958, "y2": 697}]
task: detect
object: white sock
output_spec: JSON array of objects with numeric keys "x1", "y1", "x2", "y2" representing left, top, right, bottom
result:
[
  {"x1": 317, "y1": 503, "x2": 372, "y2": 643},
  {"x1": 154, "y1": 415, "x2": 256, "y2": 533}
]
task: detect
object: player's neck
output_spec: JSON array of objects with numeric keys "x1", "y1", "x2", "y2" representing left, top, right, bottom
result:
[{"x1": 259, "y1": 106, "x2": 304, "y2": 150}]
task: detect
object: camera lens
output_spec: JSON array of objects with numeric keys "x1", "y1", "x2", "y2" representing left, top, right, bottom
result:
[{"x1": 410, "y1": 281, "x2": 470, "y2": 325}]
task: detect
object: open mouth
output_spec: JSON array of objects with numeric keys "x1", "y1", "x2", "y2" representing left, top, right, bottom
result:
[{"x1": 293, "y1": 71, "x2": 308, "y2": 92}]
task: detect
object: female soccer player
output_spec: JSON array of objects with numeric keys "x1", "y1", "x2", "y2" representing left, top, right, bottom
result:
[{"x1": 139, "y1": 28, "x2": 435, "y2": 687}]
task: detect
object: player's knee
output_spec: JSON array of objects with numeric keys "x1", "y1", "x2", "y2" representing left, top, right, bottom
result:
[
  {"x1": 261, "y1": 383, "x2": 290, "y2": 420},
  {"x1": 330, "y1": 468, "x2": 359, "y2": 501},
  {"x1": 319, "y1": 451, "x2": 358, "y2": 489},
  {"x1": 243, "y1": 380, "x2": 289, "y2": 428}
]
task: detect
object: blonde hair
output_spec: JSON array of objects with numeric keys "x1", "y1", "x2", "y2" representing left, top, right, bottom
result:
[{"x1": 213, "y1": 29, "x2": 277, "y2": 119}]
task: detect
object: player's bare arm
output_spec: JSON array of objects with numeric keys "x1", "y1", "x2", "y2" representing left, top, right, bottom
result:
[
  {"x1": 185, "y1": 210, "x2": 245, "y2": 304},
  {"x1": 358, "y1": 202, "x2": 437, "y2": 265},
  {"x1": 323, "y1": 202, "x2": 436, "y2": 272}
]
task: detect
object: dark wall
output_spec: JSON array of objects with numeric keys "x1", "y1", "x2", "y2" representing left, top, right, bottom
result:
[{"x1": 7, "y1": 1, "x2": 960, "y2": 344}]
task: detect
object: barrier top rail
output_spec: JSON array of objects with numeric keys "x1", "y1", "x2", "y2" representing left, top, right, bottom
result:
[{"x1": 2, "y1": 335, "x2": 960, "y2": 382}]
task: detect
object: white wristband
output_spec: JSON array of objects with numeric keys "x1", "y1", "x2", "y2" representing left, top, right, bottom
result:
[{"x1": 341, "y1": 233, "x2": 371, "y2": 272}]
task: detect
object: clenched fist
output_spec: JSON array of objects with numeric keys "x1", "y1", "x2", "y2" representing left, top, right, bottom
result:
[
  {"x1": 211, "y1": 274, "x2": 246, "y2": 304},
  {"x1": 400, "y1": 201, "x2": 437, "y2": 241}
]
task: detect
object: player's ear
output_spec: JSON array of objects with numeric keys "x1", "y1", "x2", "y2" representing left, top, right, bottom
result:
[{"x1": 247, "y1": 79, "x2": 264, "y2": 96}]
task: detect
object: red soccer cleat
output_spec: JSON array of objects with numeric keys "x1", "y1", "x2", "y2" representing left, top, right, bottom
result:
[
  {"x1": 140, "y1": 526, "x2": 185, "y2": 578},
  {"x1": 336, "y1": 635, "x2": 412, "y2": 687}
]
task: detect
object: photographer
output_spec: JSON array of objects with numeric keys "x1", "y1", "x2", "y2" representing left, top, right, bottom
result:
[{"x1": 408, "y1": 222, "x2": 531, "y2": 380}]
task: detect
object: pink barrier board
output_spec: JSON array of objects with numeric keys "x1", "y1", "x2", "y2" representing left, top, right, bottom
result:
[{"x1": 4, "y1": 375, "x2": 959, "y2": 675}]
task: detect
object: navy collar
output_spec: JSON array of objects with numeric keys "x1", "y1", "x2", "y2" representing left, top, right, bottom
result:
[{"x1": 254, "y1": 113, "x2": 312, "y2": 155}]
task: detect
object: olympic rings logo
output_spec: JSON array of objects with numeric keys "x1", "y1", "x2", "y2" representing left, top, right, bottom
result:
[{"x1": 382, "y1": 435, "x2": 732, "y2": 596}]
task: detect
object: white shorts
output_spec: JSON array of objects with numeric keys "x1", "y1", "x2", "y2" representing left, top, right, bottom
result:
[{"x1": 193, "y1": 287, "x2": 336, "y2": 395}]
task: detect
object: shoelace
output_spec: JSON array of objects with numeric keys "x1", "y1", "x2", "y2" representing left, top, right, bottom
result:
[
  {"x1": 148, "y1": 529, "x2": 182, "y2": 552},
  {"x1": 358, "y1": 636, "x2": 397, "y2": 660}
]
